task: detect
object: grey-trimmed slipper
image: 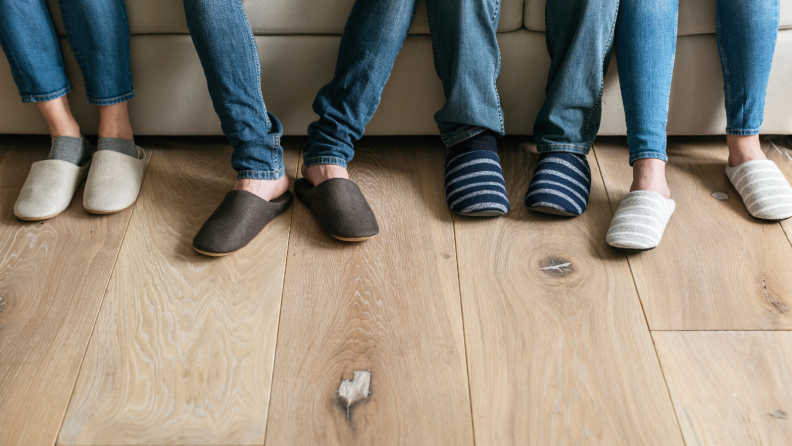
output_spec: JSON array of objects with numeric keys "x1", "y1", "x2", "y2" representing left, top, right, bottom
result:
[
  {"x1": 193, "y1": 189, "x2": 293, "y2": 256},
  {"x1": 14, "y1": 158, "x2": 91, "y2": 221},
  {"x1": 83, "y1": 145, "x2": 151, "y2": 214},
  {"x1": 294, "y1": 178, "x2": 379, "y2": 242}
]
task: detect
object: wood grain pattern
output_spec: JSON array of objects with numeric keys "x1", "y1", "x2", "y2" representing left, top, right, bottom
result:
[
  {"x1": 765, "y1": 135, "x2": 792, "y2": 247},
  {"x1": 654, "y1": 331, "x2": 792, "y2": 446},
  {"x1": 454, "y1": 137, "x2": 683, "y2": 446},
  {"x1": 264, "y1": 137, "x2": 474, "y2": 446},
  {"x1": 595, "y1": 136, "x2": 792, "y2": 330},
  {"x1": 0, "y1": 136, "x2": 138, "y2": 446},
  {"x1": 58, "y1": 137, "x2": 299, "y2": 445}
]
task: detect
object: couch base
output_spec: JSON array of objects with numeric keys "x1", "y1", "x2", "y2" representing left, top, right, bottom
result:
[{"x1": 1, "y1": 29, "x2": 790, "y2": 136}]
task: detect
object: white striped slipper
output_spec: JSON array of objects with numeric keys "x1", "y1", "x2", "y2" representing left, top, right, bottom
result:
[
  {"x1": 606, "y1": 191, "x2": 675, "y2": 252},
  {"x1": 725, "y1": 160, "x2": 792, "y2": 221}
]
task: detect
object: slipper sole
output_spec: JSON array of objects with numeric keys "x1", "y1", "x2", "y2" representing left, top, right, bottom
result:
[
  {"x1": 332, "y1": 234, "x2": 378, "y2": 242},
  {"x1": 529, "y1": 205, "x2": 577, "y2": 217}
]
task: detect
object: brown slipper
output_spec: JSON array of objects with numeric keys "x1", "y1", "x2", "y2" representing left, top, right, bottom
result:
[
  {"x1": 294, "y1": 178, "x2": 379, "y2": 242},
  {"x1": 193, "y1": 189, "x2": 293, "y2": 256}
]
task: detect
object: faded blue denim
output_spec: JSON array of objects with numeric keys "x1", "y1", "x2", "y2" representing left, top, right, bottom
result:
[
  {"x1": 0, "y1": 0, "x2": 134, "y2": 105},
  {"x1": 183, "y1": 0, "x2": 284, "y2": 180},
  {"x1": 535, "y1": 0, "x2": 779, "y2": 165},
  {"x1": 303, "y1": 0, "x2": 505, "y2": 169}
]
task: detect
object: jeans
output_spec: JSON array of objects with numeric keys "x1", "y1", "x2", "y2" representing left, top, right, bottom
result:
[
  {"x1": 616, "y1": 0, "x2": 779, "y2": 164},
  {"x1": 183, "y1": 0, "x2": 284, "y2": 180},
  {"x1": 0, "y1": 0, "x2": 134, "y2": 105},
  {"x1": 536, "y1": 0, "x2": 779, "y2": 165},
  {"x1": 303, "y1": 0, "x2": 504, "y2": 169}
]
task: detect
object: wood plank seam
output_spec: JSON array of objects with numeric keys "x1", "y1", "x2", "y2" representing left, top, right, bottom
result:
[
  {"x1": 591, "y1": 144, "x2": 690, "y2": 446},
  {"x1": 261, "y1": 136, "x2": 305, "y2": 446},
  {"x1": 450, "y1": 210, "x2": 480, "y2": 446},
  {"x1": 53, "y1": 139, "x2": 157, "y2": 446}
]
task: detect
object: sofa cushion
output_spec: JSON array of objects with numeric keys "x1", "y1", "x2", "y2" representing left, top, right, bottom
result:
[
  {"x1": 47, "y1": 0, "x2": 524, "y2": 35},
  {"x1": 524, "y1": 0, "x2": 792, "y2": 36}
]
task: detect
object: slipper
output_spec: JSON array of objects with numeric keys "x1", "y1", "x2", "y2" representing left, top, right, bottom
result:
[
  {"x1": 726, "y1": 160, "x2": 792, "y2": 220},
  {"x1": 14, "y1": 158, "x2": 91, "y2": 221},
  {"x1": 193, "y1": 189, "x2": 293, "y2": 256},
  {"x1": 294, "y1": 178, "x2": 379, "y2": 242},
  {"x1": 83, "y1": 145, "x2": 151, "y2": 214},
  {"x1": 606, "y1": 190, "x2": 675, "y2": 252}
]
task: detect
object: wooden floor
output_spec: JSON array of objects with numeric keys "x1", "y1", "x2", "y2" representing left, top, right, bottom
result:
[{"x1": 1, "y1": 134, "x2": 792, "y2": 446}]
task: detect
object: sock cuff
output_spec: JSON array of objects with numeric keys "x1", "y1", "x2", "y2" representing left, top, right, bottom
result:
[{"x1": 448, "y1": 130, "x2": 498, "y2": 158}]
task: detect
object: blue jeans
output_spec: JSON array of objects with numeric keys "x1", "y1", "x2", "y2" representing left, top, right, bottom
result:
[
  {"x1": 183, "y1": 0, "x2": 284, "y2": 180},
  {"x1": 0, "y1": 0, "x2": 134, "y2": 105},
  {"x1": 536, "y1": 0, "x2": 779, "y2": 165},
  {"x1": 304, "y1": 0, "x2": 505, "y2": 169}
]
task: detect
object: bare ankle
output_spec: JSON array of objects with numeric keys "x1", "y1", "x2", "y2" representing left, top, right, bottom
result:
[
  {"x1": 631, "y1": 158, "x2": 671, "y2": 199},
  {"x1": 98, "y1": 102, "x2": 134, "y2": 140},
  {"x1": 301, "y1": 163, "x2": 349, "y2": 186},
  {"x1": 234, "y1": 176, "x2": 289, "y2": 202},
  {"x1": 36, "y1": 96, "x2": 81, "y2": 138},
  {"x1": 727, "y1": 134, "x2": 766, "y2": 167}
]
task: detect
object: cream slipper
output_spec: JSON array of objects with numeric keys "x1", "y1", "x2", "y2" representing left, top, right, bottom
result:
[
  {"x1": 83, "y1": 146, "x2": 150, "y2": 214},
  {"x1": 726, "y1": 160, "x2": 792, "y2": 221},
  {"x1": 14, "y1": 159, "x2": 91, "y2": 221},
  {"x1": 606, "y1": 190, "x2": 676, "y2": 252}
]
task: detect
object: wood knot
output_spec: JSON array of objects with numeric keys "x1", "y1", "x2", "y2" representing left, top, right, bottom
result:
[
  {"x1": 539, "y1": 258, "x2": 574, "y2": 277},
  {"x1": 337, "y1": 371, "x2": 371, "y2": 423},
  {"x1": 711, "y1": 191, "x2": 729, "y2": 201},
  {"x1": 768, "y1": 410, "x2": 788, "y2": 419}
]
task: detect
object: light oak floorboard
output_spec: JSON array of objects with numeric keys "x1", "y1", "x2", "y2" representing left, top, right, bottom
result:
[
  {"x1": 654, "y1": 331, "x2": 792, "y2": 446},
  {"x1": 455, "y1": 137, "x2": 682, "y2": 446},
  {"x1": 764, "y1": 135, "x2": 792, "y2": 246},
  {"x1": 58, "y1": 137, "x2": 299, "y2": 445},
  {"x1": 264, "y1": 137, "x2": 474, "y2": 446},
  {"x1": 0, "y1": 136, "x2": 138, "y2": 446},
  {"x1": 595, "y1": 136, "x2": 792, "y2": 330}
]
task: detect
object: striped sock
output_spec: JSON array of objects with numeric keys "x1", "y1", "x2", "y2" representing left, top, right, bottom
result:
[
  {"x1": 524, "y1": 152, "x2": 591, "y2": 216},
  {"x1": 445, "y1": 133, "x2": 509, "y2": 217}
]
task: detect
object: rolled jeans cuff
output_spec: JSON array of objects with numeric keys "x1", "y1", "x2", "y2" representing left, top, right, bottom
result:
[
  {"x1": 21, "y1": 85, "x2": 73, "y2": 103},
  {"x1": 302, "y1": 155, "x2": 348, "y2": 169},
  {"x1": 536, "y1": 144, "x2": 591, "y2": 156},
  {"x1": 237, "y1": 168, "x2": 285, "y2": 180},
  {"x1": 629, "y1": 152, "x2": 668, "y2": 165},
  {"x1": 726, "y1": 127, "x2": 762, "y2": 136},
  {"x1": 87, "y1": 90, "x2": 136, "y2": 106},
  {"x1": 442, "y1": 125, "x2": 505, "y2": 147}
]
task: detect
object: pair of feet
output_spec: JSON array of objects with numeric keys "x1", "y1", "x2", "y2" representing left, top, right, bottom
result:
[
  {"x1": 525, "y1": 135, "x2": 792, "y2": 252},
  {"x1": 193, "y1": 163, "x2": 379, "y2": 256},
  {"x1": 14, "y1": 136, "x2": 148, "y2": 221}
]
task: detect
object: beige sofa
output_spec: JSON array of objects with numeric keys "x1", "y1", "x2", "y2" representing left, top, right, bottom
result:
[{"x1": 0, "y1": 0, "x2": 790, "y2": 136}]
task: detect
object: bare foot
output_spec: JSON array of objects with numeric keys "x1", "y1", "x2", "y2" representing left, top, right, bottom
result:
[
  {"x1": 630, "y1": 158, "x2": 671, "y2": 199},
  {"x1": 234, "y1": 175, "x2": 289, "y2": 201},
  {"x1": 727, "y1": 134, "x2": 766, "y2": 167},
  {"x1": 301, "y1": 163, "x2": 349, "y2": 186}
]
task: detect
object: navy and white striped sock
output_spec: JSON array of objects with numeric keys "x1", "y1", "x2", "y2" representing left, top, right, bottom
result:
[
  {"x1": 524, "y1": 152, "x2": 591, "y2": 216},
  {"x1": 444, "y1": 132, "x2": 510, "y2": 217}
]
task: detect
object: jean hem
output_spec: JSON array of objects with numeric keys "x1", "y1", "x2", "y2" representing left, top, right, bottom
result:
[
  {"x1": 726, "y1": 127, "x2": 762, "y2": 136},
  {"x1": 21, "y1": 85, "x2": 73, "y2": 103},
  {"x1": 87, "y1": 90, "x2": 136, "y2": 106},
  {"x1": 302, "y1": 156, "x2": 349, "y2": 169},
  {"x1": 237, "y1": 168, "x2": 285, "y2": 180},
  {"x1": 535, "y1": 144, "x2": 590, "y2": 156},
  {"x1": 629, "y1": 152, "x2": 668, "y2": 165},
  {"x1": 443, "y1": 127, "x2": 490, "y2": 147}
]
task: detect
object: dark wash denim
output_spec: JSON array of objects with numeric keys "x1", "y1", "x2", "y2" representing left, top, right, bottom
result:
[
  {"x1": 183, "y1": 0, "x2": 284, "y2": 180},
  {"x1": 303, "y1": 0, "x2": 505, "y2": 169},
  {"x1": 534, "y1": 0, "x2": 779, "y2": 165},
  {"x1": 0, "y1": 0, "x2": 134, "y2": 105}
]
